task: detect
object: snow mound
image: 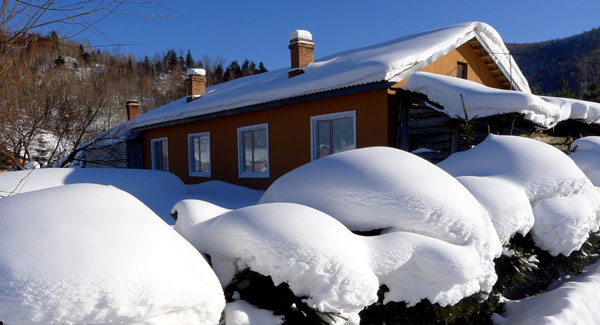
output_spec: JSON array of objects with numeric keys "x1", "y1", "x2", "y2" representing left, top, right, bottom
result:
[
  {"x1": 0, "y1": 168, "x2": 188, "y2": 224},
  {"x1": 225, "y1": 300, "x2": 284, "y2": 325},
  {"x1": 439, "y1": 135, "x2": 600, "y2": 255},
  {"x1": 0, "y1": 184, "x2": 224, "y2": 324},
  {"x1": 177, "y1": 202, "x2": 379, "y2": 324},
  {"x1": 497, "y1": 261, "x2": 600, "y2": 324},
  {"x1": 569, "y1": 136, "x2": 600, "y2": 186},
  {"x1": 404, "y1": 72, "x2": 564, "y2": 128},
  {"x1": 456, "y1": 176, "x2": 534, "y2": 244},
  {"x1": 364, "y1": 231, "x2": 494, "y2": 306},
  {"x1": 260, "y1": 147, "x2": 501, "y2": 263},
  {"x1": 185, "y1": 180, "x2": 264, "y2": 209}
]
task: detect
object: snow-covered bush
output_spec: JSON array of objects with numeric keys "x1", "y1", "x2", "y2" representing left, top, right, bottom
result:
[
  {"x1": 0, "y1": 184, "x2": 225, "y2": 324},
  {"x1": 455, "y1": 176, "x2": 534, "y2": 244},
  {"x1": 259, "y1": 146, "x2": 501, "y2": 266},
  {"x1": 569, "y1": 136, "x2": 600, "y2": 186},
  {"x1": 175, "y1": 200, "x2": 500, "y2": 322},
  {"x1": 439, "y1": 135, "x2": 600, "y2": 256}
]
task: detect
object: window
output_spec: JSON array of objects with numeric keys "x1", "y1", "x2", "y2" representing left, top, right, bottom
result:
[
  {"x1": 457, "y1": 62, "x2": 468, "y2": 79},
  {"x1": 188, "y1": 132, "x2": 210, "y2": 177},
  {"x1": 237, "y1": 123, "x2": 269, "y2": 178},
  {"x1": 151, "y1": 137, "x2": 168, "y2": 171},
  {"x1": 310, "y1": 111, "x2": 356, "y2": 160}
]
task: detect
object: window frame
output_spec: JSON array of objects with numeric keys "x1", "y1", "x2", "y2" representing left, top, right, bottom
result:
[
  {"x1": 310, "y1": 110, "x2": 356, "y2": 161},
  {"x1": 457, "y1": 61, "x2": 468, "y2": 79},
  {"x1": 237, "y1": 123, "x2": 270, "y2": 178},
  {"x1": 150, "y1": 137, "x2": 169, "y2": 171},
  {"x1": 187, "y1": 132, "x2": 211, "y2": 177}
]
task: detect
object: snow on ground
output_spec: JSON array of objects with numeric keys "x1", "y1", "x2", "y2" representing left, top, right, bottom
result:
[
  {"x1": 403, "y1": 71, "x2": 600, "y2": 128},
  {"x1": 0, "y1": 168, "x2": 188, "y2": 224},
  {"x1": 224, "y1": 300, "x2": 284, "y2": 325},
  {"x1": 260, "y1": 146, "x2": 501, "y2": 264},
  {"x1": 176, "y1": 201, "x2": 497, "y2": 323},
  {"x1": 0, "y1": 169, "x2": 261, "y2": 225},
  {"x1": 494, "y1": 261, "x2": 600, "y2": 325},
  {"x1": 439, "y1": 135, "x2": 600, "y2": 256},
  {"x1": 0, "y1": 184, "x2": 224, "y2": 324},
  {"x1": 569, "y1": 136, "x2": 600, "y2": 186}
]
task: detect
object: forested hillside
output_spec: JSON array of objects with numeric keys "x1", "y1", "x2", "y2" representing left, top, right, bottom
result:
[
  {"x1": 0, "y1": 31, "x2": 267, "y2": 170},
  {"x1": 506, "y1": 27, "x2": 600, "y2": 102}
]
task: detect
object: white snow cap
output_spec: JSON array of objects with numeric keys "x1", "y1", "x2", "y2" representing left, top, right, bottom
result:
[
  {"x1": 289, "y1": 30, "x2": 313, "y2": 41},
  {"x1": 187, "y1": 68, "x2": 206, "y2": 77}
]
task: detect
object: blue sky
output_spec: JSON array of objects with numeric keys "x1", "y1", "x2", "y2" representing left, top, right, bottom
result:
[{"x1": 61, "y1": 0, "x2": 600, "y2": 70}]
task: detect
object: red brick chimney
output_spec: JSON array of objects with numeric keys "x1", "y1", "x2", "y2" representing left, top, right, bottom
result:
[
  {"x1": 126, "y1": 100, "x2": 140, "y2": 120},
  {"x1": 186, "y1": 68, "x2": 206, "y2": 103},
  {"x1": 288, "y1": 30, "x2": 315, "y2": 78}
]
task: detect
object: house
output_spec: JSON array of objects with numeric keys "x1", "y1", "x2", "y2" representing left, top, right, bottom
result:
[{"x1": 126, "y1": 22, "x2": 599, "y2": 189}]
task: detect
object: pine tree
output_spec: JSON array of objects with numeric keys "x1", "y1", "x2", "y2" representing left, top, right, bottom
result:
[
  {"x1": 258, "y1": 62, "x2": 268, "y2": 73},
  {"x1": 241, "y1": 59, "x2": 250, "y2": 76},
  {"x1": 185, "y1": 49, "x2": 194, "y2": 69}
]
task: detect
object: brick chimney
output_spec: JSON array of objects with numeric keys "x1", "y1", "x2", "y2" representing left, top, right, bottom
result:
[
  {"x1": 288, "y1": 30, "x2": 315, "y2": 78},
  {"x1": 126, "y1": 100, "x2": 140, "y2": 120},
  {"x1": 186, "y1": 68, "x2": 206, "y2": 103}
]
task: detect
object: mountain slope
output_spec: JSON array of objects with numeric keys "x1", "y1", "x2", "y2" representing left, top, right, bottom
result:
[{"x1": 506, "y1": 27, "x2": 600, "y2": 100}]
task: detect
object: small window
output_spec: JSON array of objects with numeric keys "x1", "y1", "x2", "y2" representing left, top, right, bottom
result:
[
  {"x1": 457, "y1": 62, "x2": 468, "y2": 79},
  {"x1": 151, "y1": 137, "x2": 168, "y2": 171},
  {"x1": 237, "y1": 123, "x2": 269, "y2": 178},
  {"x1": 310, "y1": 111, "x2": 356, "y2": 160},
  {"x1": 188, "y1": 132, "x2": 210, "y2": 177}
]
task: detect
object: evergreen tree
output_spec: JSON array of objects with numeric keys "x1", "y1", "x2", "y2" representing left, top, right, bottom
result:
[
  {"x1": 249, "y1": 61, "x2": 257, "y2": 75},
  {"x1": 177, "y1": 55, "x2": 185, "y2": 68},
  {"x1": 241, "y1": 59, "x2": 250, "y2": 76},
  {"x1": 185, "y1": 49, "x2": 195, "y2": 69},
  {"x1": 258, "y1": 62, "x2": 268, "y2": 73},
  {"x1": 224, "y1": 60, "x2": 242, "y2": 81}
]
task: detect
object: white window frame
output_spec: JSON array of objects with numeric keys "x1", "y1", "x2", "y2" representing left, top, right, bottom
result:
[
  {"x1": 188, "y1": 132, "x2": 211, "y2": 177},
  {"x1": 310, "y1": 110, "x2": 356, "y2": 161},
  {"x1": 237, "y1": 123, "x2": 269, "y2": 178},
  {"x1": 150, "y1": 137, "x2": 169, "y2": 171}
]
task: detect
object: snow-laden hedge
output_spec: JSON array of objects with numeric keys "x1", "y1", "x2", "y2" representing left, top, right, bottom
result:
[
  {"x1": 439, "y1": 135, "x2": 600, "y2": 256},
  {"x1": 0, "y1": 184, "x2": 225, "y2": 324}
]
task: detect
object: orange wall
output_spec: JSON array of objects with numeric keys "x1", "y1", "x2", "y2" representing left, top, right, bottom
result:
[
  {"x1": 143, "y1": 88, "x2": 390, "y2": 189},
  {"x1": 142, "y1": 40, "x2": 505, "y2": 189}
]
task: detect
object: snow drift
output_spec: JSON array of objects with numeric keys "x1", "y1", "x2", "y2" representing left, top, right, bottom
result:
[
  {"x1": 496, "y1": 261, "x2": 600, "y2": 324},
  {"x1": 0, "y1": 168, "x2": 189, "y2": 224},
  {"x1": 0, "y1": 184, "x2": 224, "y2": 324},
  {"x1": 439, "y1": 135, "x2": 600, "y2": 256}
]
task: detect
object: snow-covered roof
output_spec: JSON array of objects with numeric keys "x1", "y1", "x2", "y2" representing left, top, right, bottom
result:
[
  {"x1": 129, "y1": 21, "x2": 527, "y2": 130},
  {"x1": 405, "y1": 71, "x2": 600, "y2": 128}
]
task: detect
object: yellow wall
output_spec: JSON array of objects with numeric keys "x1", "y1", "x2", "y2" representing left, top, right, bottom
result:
[{"x1": 394, "y1": 41, "x2": 503, "y2": 89}]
